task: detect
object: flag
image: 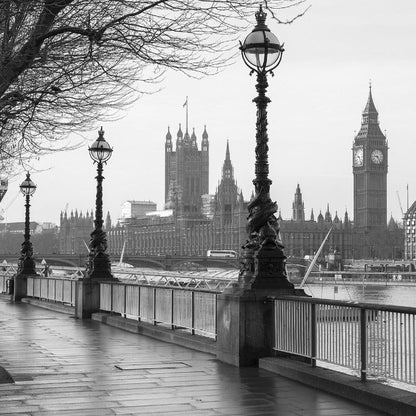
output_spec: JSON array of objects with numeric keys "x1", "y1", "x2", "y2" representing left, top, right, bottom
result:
[{"x1": 183, "y1": 97, "x2": 188, "y2": 108}]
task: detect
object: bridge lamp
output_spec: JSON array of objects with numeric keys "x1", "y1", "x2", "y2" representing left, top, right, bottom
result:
[
  {"x1": 18, "y1": 172, "x2": 38, "y2": 275},
  {"x1": 238, "y1": 5, "x2": 293, "y2": 291},
  {"x1": 86, "y1": 127, "x2": 114, "y2": 280}
]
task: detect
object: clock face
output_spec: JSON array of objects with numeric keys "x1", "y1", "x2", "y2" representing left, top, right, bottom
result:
[
  {"x1": 371, "y1": 149, "x2": 384, "y2": 164},
  {"x1": 353, "y1": 147, "x2": 363, "y2": 167}
]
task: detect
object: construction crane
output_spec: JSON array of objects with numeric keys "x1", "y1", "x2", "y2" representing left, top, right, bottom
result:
[
  {"x1": 396, "y1": 190, "x2": 404, "y2": 217},
  {"x1": 0, "y1": 177, "x2": 8, "y2": 204}
]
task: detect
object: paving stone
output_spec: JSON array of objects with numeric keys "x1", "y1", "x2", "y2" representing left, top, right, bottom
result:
[{"x1": 0, "y1": 406, "x2": 40, "y2": 414}]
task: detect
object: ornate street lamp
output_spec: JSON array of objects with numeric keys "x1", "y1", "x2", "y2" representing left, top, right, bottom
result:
[
  {"x1": 86, "y1": 127, "x2": 114, "y2": 280},
  {"x1": 18, "y1": 172, "x2": 37, "y2": 275},
  {"x1": 239, "y1": 5, "x2": 293, "y2": 290}
]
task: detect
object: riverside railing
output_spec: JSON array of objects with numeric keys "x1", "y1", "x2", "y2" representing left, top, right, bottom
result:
[
  {"x1": 26, "y1": 275, "x2": 77, "y2": 307},
  {"x1": 100, "y1": 281, "x2": 218, "y2": 339},
  {"x1": 0, "y1": 264, "x2": 18, "y2": 293},
  {"x1": 274, "y1": 296, "x2": 416, "y2": 386}
]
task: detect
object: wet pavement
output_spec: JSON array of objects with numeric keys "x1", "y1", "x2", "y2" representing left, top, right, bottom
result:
[{"x1": 0, "y1": 296, "x2": 388, "y2": 415}]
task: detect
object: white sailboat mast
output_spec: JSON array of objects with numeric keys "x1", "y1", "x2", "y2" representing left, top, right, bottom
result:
[{"x1": 299, "y1": 227, "x2": 333, "y2": 289}]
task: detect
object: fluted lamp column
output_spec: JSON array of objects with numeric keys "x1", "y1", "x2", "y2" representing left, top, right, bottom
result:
[
  {"x1": 86, "y1": 127, "x2": 114, "y2": 280},
  {"x1": 238, "y1": 5, "x2": 293, "y2": 291},
  {"x1": 17, "y1": 172, "x2": 38, "y2": 275}
]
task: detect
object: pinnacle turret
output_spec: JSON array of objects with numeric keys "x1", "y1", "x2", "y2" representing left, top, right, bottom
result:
[
  {"x1": 202, "y1": 125, "x2": 208, "y2": 140},
  {"x1": 344, "y1": 210, "x2": 349, "y2": 224},
  {"x1": 324, "y1": 204, "x2": 332, "y2": 223},
  {"x1": 292, "y1": 183, "x2": 305, "y2": 221},
  {"x1": 191, "y1": 128, "x2": 197, "y2": 148},
  {"x1": 356, "y1": 85, "x2": 385, "y2": 138},
  {"x1": 166, "y1": 126, "x2": 172, "y2": 141},
  {"x1": 363, "y1": 84, "x2": 378, "y2": 117},
  {"x1": 222, "y1": 140, "x2": 234, "y2": 180}
]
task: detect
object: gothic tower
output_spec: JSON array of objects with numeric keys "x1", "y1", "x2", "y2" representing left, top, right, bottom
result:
[
  {"x1": 292, "y1": 184, "x2": 305, "y2": 221},
  {"x1": 216, "y1": 141, "x2": 239, "y2": 224},
  {"x1": 352, "y1": 85, "x2": 388, "y2": 257},
  {"x1": 164, "y1": 123, "x2": 209, "y2": 217}
]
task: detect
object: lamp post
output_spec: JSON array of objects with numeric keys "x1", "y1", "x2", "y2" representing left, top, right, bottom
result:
[
  {"x1": 86, "y1": 127, "x2": 114, "y2": 280},
  {"x1": 18, "y1": 172, "x2": 37, "y2": 275},
  {"x1": 239, "y1": 5, "x2": 293, "y2": 290}
]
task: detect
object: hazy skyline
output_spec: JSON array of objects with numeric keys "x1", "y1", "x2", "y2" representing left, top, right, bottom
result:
[{"x1": 1, "y1": 0, "x2": 416, "y2": 227}]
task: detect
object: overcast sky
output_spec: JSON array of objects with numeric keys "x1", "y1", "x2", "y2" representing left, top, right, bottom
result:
[{"x1": 2, "y1": 0, "x2": 416, "y2": 226}]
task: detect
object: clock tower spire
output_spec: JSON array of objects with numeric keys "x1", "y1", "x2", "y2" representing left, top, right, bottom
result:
[{"x1": 352, "y1": 85, "x2": 388, "y2": 258}]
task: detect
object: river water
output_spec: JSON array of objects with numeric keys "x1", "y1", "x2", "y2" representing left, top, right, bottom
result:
[
  {"x1": 303, "y1": 282, "x2": 416, "y2": 308},
  {"x1": 206, "y1": 267, "x2": 416, "y2": 308}
]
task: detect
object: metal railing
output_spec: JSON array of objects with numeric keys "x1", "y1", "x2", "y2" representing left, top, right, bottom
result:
[
  {"x1": 100, "y1": 281, "x2": 218, "y2": 339},
  {"x1": 26, "y1": 276, "x2": 76, "y2": 307},
  {"x1": 114, "y1": 269, "x2": 236, "y2": 292},
  {"x1": 0, "y1": 264, "x2": 18, "y2": 293},
  {"x1": 274, "y1": 296, "x2": 416, "y2": 386}
]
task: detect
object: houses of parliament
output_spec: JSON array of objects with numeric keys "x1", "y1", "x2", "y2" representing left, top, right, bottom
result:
[{"x1": 59, "y1": 88, "x2": 404, "y2": 261}]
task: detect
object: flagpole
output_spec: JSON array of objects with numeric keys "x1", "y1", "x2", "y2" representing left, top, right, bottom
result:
[
  {"x1": 407, "y1": 184, "x2": 409, "y2": 211},
  {"x1": 186, "y1": 96, "x2": 189, "y2": 133}
]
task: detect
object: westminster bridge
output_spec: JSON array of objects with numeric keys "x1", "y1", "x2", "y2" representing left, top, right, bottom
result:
[{"x1": 0, "y1": 253, "x2": 310, "y2": 273}]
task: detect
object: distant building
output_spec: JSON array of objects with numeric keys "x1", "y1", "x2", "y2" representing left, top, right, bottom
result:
[
  {"x1": 61, "y1": 91, "x2": 405, "y2": 261},
  {"x1": 59, "y1": 211, "x2": 93, "y2": 255},
  {"x1": 105, "y1": 141, "x2": 354, "y2": 261},
  {"x1": 0, "y1": 221, "x2": 58, "y2": 255},
  {"x1": 0, "y1": 221, "x2": 40, "y2": 234},
  {"x1": 107, "y1": 141, "x2": 246, "y2": 257},
  {"x1": 352, "y1": 86, "x2": 396, "y2": 258},
  {"x1": 279, "y1": 187, "x2": 353, "y2": 260},
  {"x1": 165, "y1": 124, "x2": 209, "y2": 216},
  {"x1": 120, "y1": 201, "x2": 157, "y2": 222}
]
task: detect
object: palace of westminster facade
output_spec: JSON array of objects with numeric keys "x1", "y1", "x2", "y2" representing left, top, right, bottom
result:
[{"x1": 59, "y1": 88, "x2": 404, "y2": 261}]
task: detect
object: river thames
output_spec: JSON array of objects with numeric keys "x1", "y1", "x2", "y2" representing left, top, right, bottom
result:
[{"x1": 303, "y1": 282, "x2": 416, "y2": 308}]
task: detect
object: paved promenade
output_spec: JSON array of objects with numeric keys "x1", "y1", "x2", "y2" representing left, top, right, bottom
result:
[{"x1": 0, "y1": 296, "x2": 387, "y2": 416}]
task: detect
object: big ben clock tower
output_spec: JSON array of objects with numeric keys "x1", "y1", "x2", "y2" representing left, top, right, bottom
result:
[{"x1": 353, "y1": 86, "x2": 388, "y2": 258}]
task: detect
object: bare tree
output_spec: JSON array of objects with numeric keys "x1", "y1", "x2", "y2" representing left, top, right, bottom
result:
[{"x1": 0, "y1": 0, "x2": 308, "y2": 172}]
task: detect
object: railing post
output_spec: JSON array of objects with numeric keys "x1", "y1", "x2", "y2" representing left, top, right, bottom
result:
[
  {"x1": 214, "y1": 294, "x2": 218, "y2": 341},
  {"x1": 360, "y1": 308, "x2": 367, "y2": 382},
  {"x1": 138, "y1": 286, "x2": 141, "y2": 322},
  {"x1": 110, "y1": 283, "x2": 113, "y2": 312},
  {"x1": 171, "y1": 289, "x2": 175, "y2": 330},
  {"x1": 123, "y1": 284, "x2": 127, "y2": 317},
  {"x1": 311, "y1": 302, "x2": 317, "y2": 368},
  {"x1": 75, "y1": 279, "x2": 102, "y2": 319},
  {"x1": 191, "y1": 291, "x2": 195, "y2": 335},
  {"x1": 153, "y1": 287, "x2": 157, "y2": 325}
]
